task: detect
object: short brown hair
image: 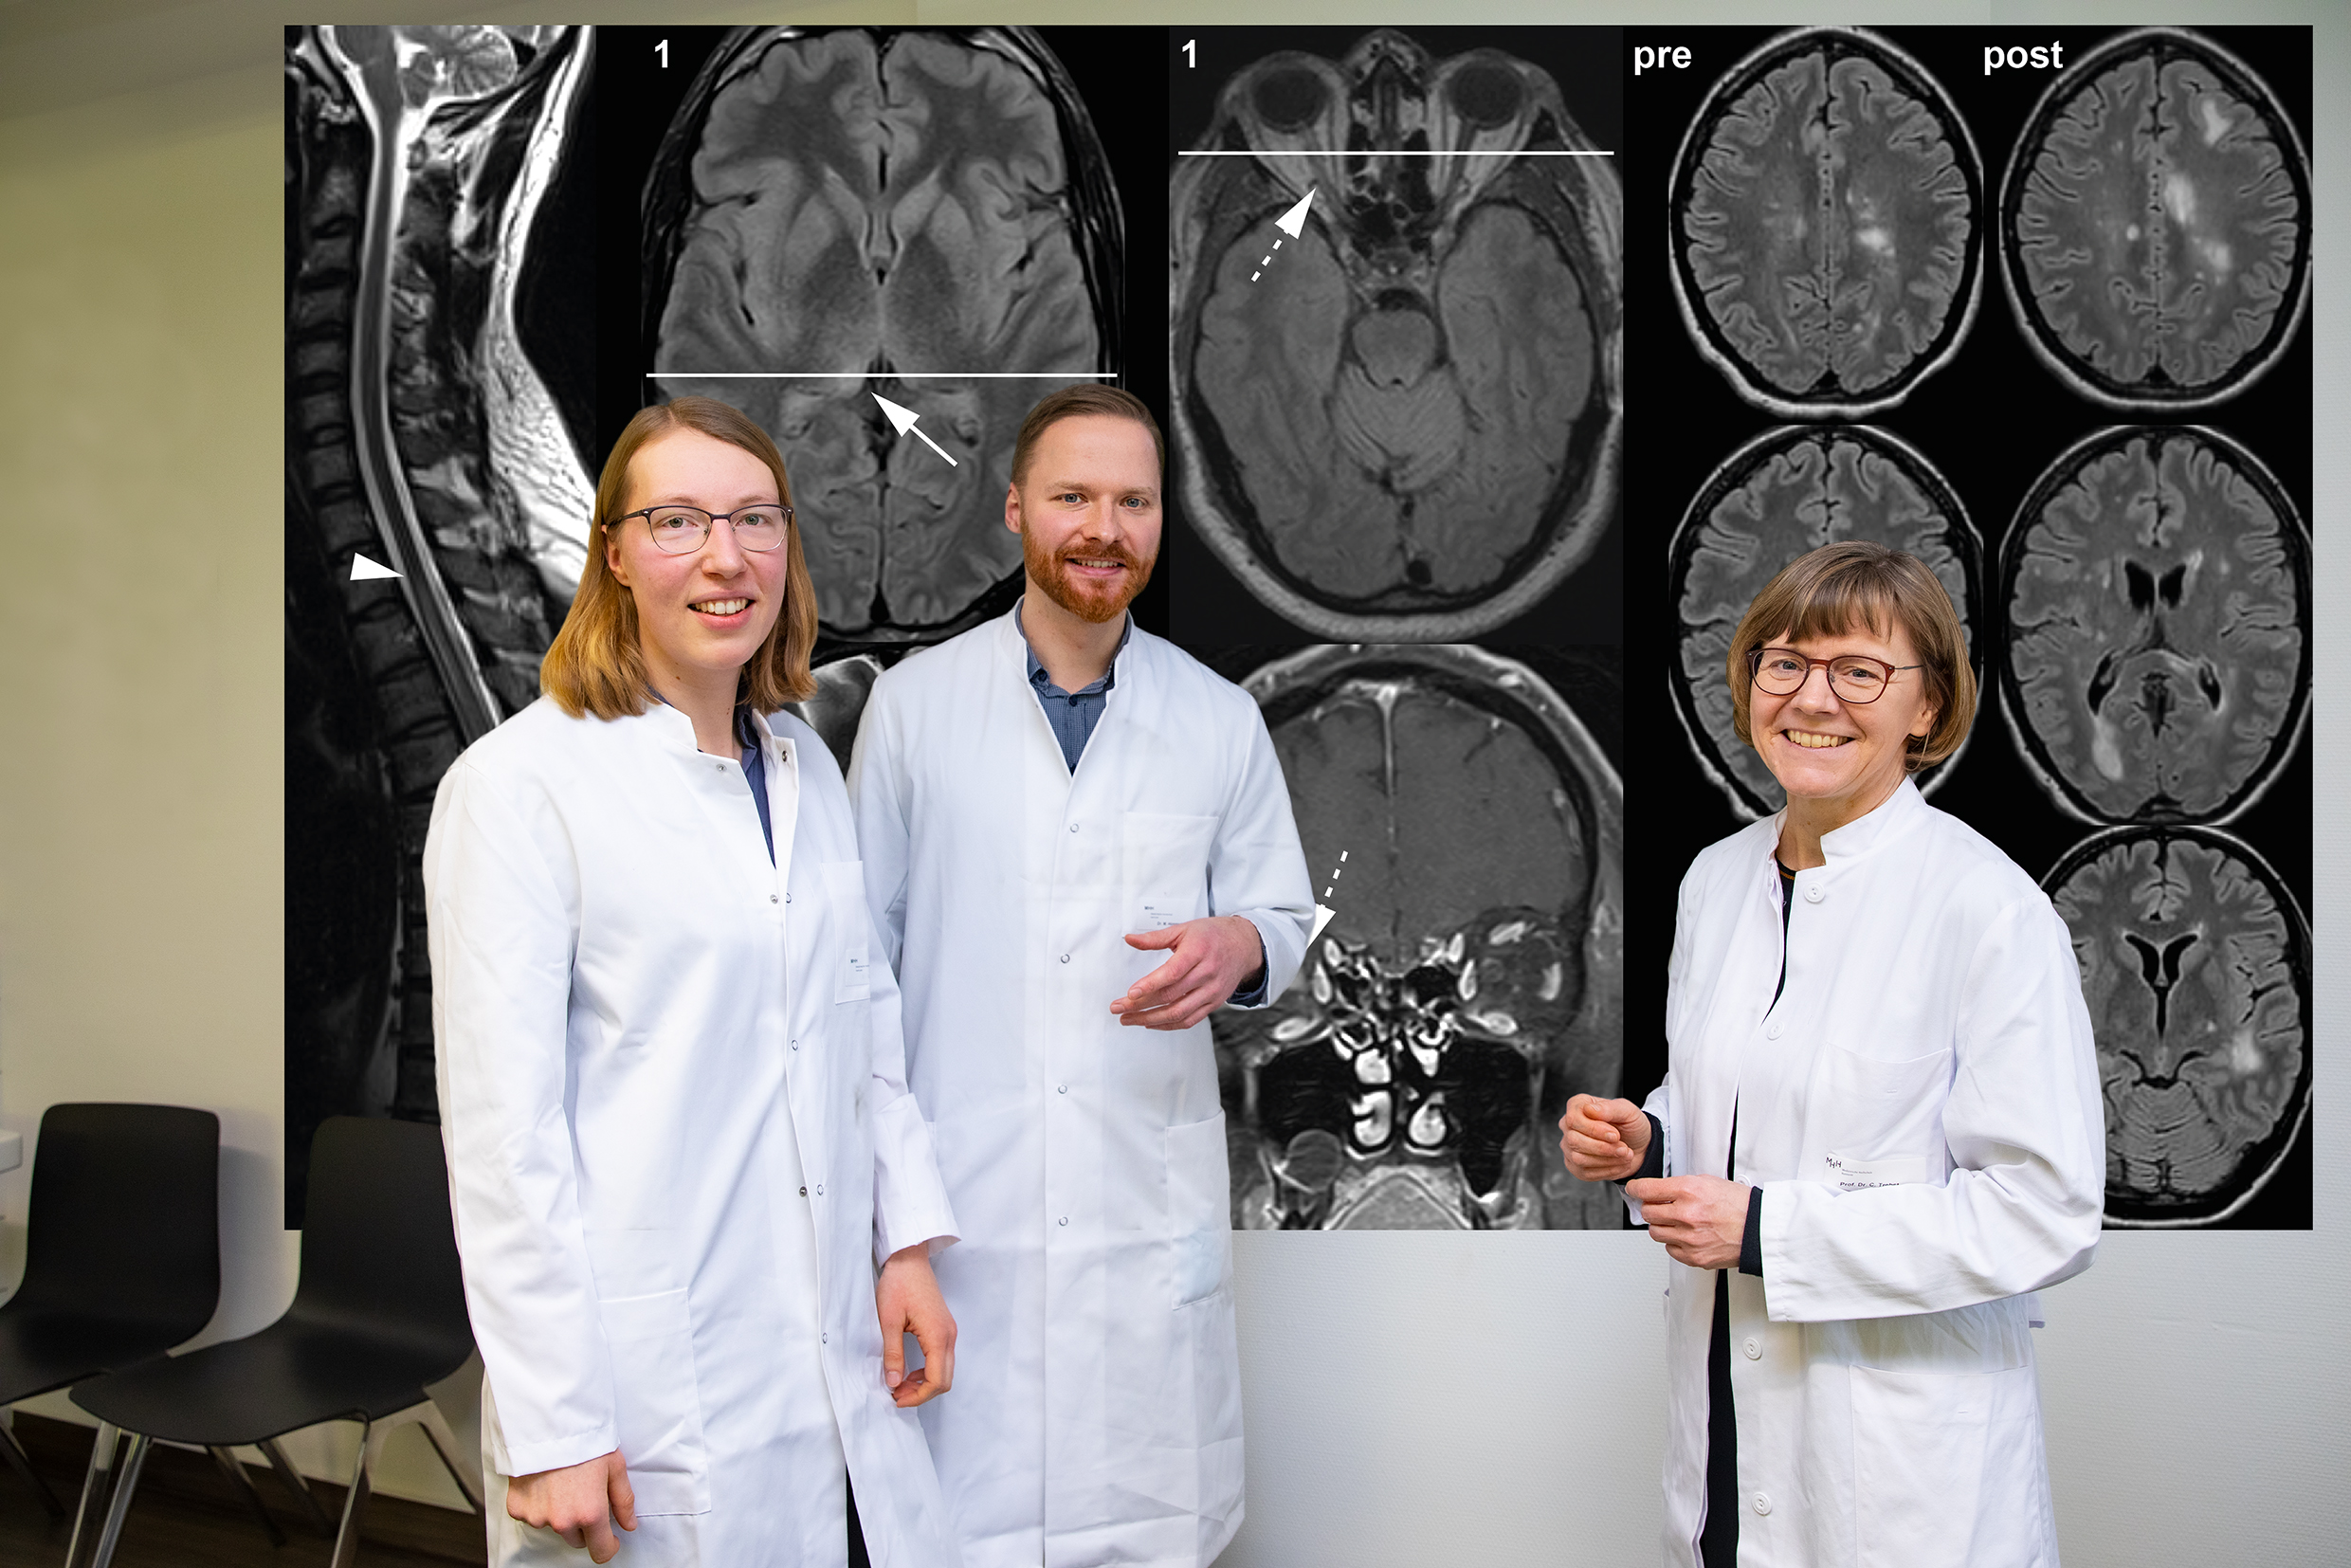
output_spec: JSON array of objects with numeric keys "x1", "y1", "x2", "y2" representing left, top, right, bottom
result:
[
  {"x1": 1726, "y1": 541, "x2": 1976, "y2": 770},
  {"x1": 1009, "y1": 383, "x2": 1164, "y2": 488},
  {"x1": 540, "y1": 397, "x2": 818, "y2": 720}
]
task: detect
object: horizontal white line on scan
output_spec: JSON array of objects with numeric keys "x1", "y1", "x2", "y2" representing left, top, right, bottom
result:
[
  {"x1": 1176, "y1": 149, "x2": 1613, "y2": 156},
  {"x1": 648, "y1": 372, "x2": 1120, "y2": 379}
]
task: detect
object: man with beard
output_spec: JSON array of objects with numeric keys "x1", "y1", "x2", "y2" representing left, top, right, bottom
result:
[{"x1": 847, "y1": 385, "x2": 1314, "y2": 1568}]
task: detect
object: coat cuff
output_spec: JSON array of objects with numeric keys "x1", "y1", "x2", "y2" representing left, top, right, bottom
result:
[
  {"x1": 1228, "y1": 915, "x2": 1277, "y2": 1008},
  {"x1": 870, "y1": 1094, "x2": 958, "y2": 1268},
  {"x1": 499, "y1": 1424, "x2": 620, "y2": 1481},
  {"x1": 1739, "y1": 1185, "x2": 1763, "y2": 1276},
  {"x1": 1613, "y1": 1112, "x2": 1668, "y2": 1186}
]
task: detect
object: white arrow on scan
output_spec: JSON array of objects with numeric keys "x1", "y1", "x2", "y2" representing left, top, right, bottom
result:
[
  {"x1": 1274, "y1": 187, "x2": 1317, "y2": 239},
  {"x1": 872, "y1": 393, "x2": 958, "y2": 467},
  {"x1": 1310, "y1": 904, "x2": 1336, "y2": 944},
  {"x1": 351, "y1": 553, "x2": 402, "y2": 581}
]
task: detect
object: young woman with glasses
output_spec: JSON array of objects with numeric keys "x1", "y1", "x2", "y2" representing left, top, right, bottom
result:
[
  {"x1": 1560, "y1": 541, "x2": 2104, "y2": 1568},
  {"x1": 427, "y1": 397, "x2": 961, "y2": 1567}
]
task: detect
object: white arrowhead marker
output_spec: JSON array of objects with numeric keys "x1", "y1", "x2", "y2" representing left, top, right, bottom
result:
[
  {"x1": 872, "y1": 393, "x2": 957, "y2": 466},
  {"x1": 351, "y1": 552, "x2": 402, "y2": 581},
  {"x1": 1311, "y1": 904, "x2": 1336, "y2": 944},
  {"x1": 1274, "y1": 187, "x2": 1316, "y2": 238}
]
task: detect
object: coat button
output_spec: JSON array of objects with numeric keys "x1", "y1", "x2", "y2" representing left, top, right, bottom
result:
[
  {"x1": 1742, "y1": 1337, "x2": 1761, "y2": 1360},
  {"x1": 1058, "y1": 1215, "x2": 1068, "y2": 1226},
  {"x1": 1060, "y1": 954, "x2": 1070, "y2": 964},
  {"x1": 1752, "y1": 1493, "x2": 1772, "y2": 1516},
  {"x1": 1804, "y1": 884, "x2": 1824, "y2": 903},
  {"x1": 1057, "y1": 1085, "x2": 1068, "y2": 1094},
  {"x1": 1764, "y1": 1020, "x2": 1783, "y2": 1040},
  {"x1": 1069, "y1": 823, "x2": 1080, "y2": 832},
  {"x1": 770, "y1": 894, "x2": 778, "y2": 903},
  {"x1": 815, "y1": 1183, "x2": 824, "y2": 1196},
  {"x1": 821, "y1": 1332, "x2": 828, "y2": 1344},
  {"x1": 800, "y1": 1186, "x2": 807, "y2": 1196}
]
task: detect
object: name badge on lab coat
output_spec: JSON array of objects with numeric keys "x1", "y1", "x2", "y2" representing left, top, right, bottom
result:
[
  {"x1": 1825, "y1": 1151, "x2": 1927, "y2": 1191},
  {"x1": 820, "y1": 861, "x2": 872, "y2": 1003}
]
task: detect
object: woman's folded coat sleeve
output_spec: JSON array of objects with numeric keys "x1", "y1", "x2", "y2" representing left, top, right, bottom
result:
[
  {"x1": 1760, "y1": 891, "x2": 2106, "y2": 1322},
  {"x1": 425, "y1": 760, "x2": 618, "y2": 1478}
]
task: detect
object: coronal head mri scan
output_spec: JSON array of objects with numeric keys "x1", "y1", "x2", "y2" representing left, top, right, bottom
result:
[
  {"x1": 2000, "y1": 28, "x2": 2311, "y2": 410},
  {"x1": 2000, "y1": 425, "x2": 2308, "y2": 826},
  {"x1": 1669, "y1": 425, "x2": 1982, "y2": 819},
  {"x1": 1212, "y1": 646, "x2": 1623, "y2": 1230},
  {"x1": 1668, "y1": 28, "x2": 1982, "y2": 419},
  {"x1": 2045, "y1": 826, "x2": 2309, "y2": 1226},
  {"x1": 1171, "y1": 30, "x2": 1621, "y2": 639},
  {"x1": 646, "y1": 27, "x2": 1122, "y2": 641}
]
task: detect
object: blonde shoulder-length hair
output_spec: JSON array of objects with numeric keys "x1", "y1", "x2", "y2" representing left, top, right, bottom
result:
[
  {"x1": 541, "y1": 397, "x2": 819, "y2": 719},
  {"x1": 1725, "y1": 540, "x2": 1977, "y2": 772}
]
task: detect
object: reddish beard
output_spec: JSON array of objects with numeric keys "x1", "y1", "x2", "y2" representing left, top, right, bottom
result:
[{"x1": 1023, "y1": 527, "x2": 1156, "y2": 625}]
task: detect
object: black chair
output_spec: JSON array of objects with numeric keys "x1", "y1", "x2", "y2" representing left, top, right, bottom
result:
[
  {"x1": 67, "y1": 1116, "x2": 481, "y2": 1568},
  {"x1": 0, "y1": 1103, "x2": 218, "y2": 1521}
]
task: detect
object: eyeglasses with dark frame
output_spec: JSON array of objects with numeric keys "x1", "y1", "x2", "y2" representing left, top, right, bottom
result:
[
  {"x1": 611, "y1": 503, "x2": 793, "y2": 556},
  {"x1": 1746, "y1": 647, "x2": 1922, "y2": 705}
]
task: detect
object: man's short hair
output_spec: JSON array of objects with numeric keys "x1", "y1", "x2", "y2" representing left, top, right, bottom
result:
[{"x1": 1009, "y1": 384, "x2": 1165, "y2": 488}]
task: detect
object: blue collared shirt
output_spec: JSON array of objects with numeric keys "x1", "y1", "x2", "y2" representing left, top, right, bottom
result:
[
  {"x1": 1017, "y1": 600, "x2": 1130, "y2": 774},
  {"x1": 1014, "y1": 603, "x2": 1267, "y2": 1007}
]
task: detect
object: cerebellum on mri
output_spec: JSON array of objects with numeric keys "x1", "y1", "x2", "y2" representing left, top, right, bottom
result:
[
  {"x1": 644, "y1": 27, "x2": 1124, "y2": 643},
  {"x1": 1997, "y1": 425, "x2": 2309, "y2": 828},
  {"x1": 1170, "y1": 29, "x2": 1622, "y2": 641},
  {"x1": 1999, "y1": 27, "x2": 2312, "y2": 410},
  {"x1": 1668, "y1": 27, "x2": 1985, "y2": 420},
  {"x1": 1211, "y1": 645, "x2": 1623, "y2": 1231}
]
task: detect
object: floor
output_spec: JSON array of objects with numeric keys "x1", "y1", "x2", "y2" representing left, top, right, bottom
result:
[{"x1": 0, "y1": 1413, "x2": 486, "y2": 1567}]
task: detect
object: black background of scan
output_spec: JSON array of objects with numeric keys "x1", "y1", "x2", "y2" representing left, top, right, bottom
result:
[
  {"x1": 1623, "y1": 25, "x2": 2312, "y2": 1227},
  {"x1": 1163, "y1": 26, "x2": 1626, "y2": 646},
  {"x1": 587, "y1": 25, "x2": 1174, "y2": 645}
]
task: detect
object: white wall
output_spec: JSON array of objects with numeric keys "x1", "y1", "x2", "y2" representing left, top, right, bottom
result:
[{"x1": 0, "y1": 0, "x2": 2342, "y2": 1557}]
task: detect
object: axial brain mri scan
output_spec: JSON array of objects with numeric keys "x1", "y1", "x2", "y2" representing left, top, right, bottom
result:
[
  {"x1": 2001, "y1": 28, "x2": 2311, "y2": 410},
  {"x1": 1669, "y1": 27, "x2": 1983, "y2": 419},
  {"x1": 1213, "y1": 645, "x2": 1624, "y2": 1230},
  {"x1": 1670, "y1": 424, "x2": 1982, "y2": 820},
  {"x1": 646, "y1": 27, "x2": 1122, "y2": 641},
  {"x1": 2046, "y1": 826, "x2": 2309, "y2": 1226},
  {"x1": 1999, "y1": 425, "x2": 2308, "y2": 826},
  {"x1": 1171, "y1": 30, "x2": 1622, "y2": 640}
]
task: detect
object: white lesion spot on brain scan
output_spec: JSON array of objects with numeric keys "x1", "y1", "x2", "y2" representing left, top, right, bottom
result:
[{"x1": 2047, "y1": 826, "x2": 2308, "y2": 1226}]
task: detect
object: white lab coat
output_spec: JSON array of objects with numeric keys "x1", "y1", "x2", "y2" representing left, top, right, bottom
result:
[
  {"x1": 848, "y1": 608, "x2": 1315, "y2": 1568},
  {"x1": 426, "y1": 697, "x2": 963, "y2": 1568},
  {"x1": 1648, "y1": 778, "x2": 2104, "y2": 1568}
]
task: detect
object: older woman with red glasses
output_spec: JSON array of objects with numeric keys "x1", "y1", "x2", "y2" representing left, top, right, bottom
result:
[{"x1": 1563, "y1": 541, "x2": 2103, "y2": 1568}]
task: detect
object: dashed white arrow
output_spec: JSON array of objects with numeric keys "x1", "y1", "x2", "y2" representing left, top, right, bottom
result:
[{"x1": 872, "y1": 393, "x2": 958, "y2": 466}]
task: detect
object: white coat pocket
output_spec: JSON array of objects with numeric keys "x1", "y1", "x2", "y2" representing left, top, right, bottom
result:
[
  {"x1": 1166, "y1": 1113, "x2": 1233, "y2": 1306},
  {"x1": 820, "y1": 860, "x2": 871, "y2": 1004},
  {"x1": 1850, "y1": 1360, "x2": 2047, "y2": 1568},
  {"x1": 596, "y1": 1288, "x2": 712, "y2": 1516}
]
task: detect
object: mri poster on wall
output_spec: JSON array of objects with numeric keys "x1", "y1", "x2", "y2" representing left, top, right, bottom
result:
[{"x1": 282, "y1": 23, "x2": 2306, "y2": 1231}]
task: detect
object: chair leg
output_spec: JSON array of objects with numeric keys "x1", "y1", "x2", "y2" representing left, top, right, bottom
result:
[
  {"x1": 328, "y1": 1420, "x2": 390, "y2": 1568},
  {"x1": 260, "y1": 1435, "x2": 337, "y2": 1536},
  {"x1": 417, "y1": 1402, "x2": 485, "y2": 1516},
  {"x1": 86, "y1": 1432, "x2": 151, "y2": 1568},
  {"x1": 0, "y1": 1412, "x2": 65, "y2": 1519},
  {"x1": 64, "y1": 1423, "x2": 122, "y2": 1568},
  {"x1": 206, "y1": 1447, "x2": 287, "y2": 1548}
]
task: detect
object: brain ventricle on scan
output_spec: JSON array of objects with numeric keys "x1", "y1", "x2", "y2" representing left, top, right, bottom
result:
[
  {"x1": 646, "y1": 27, "x2": 1123, "y2": 641},
  {"x1": 1214, "y1": 645, "x2": 1624, "y2": 1231},
  {"x1": 1171, "y1": 31, "x2": 1622, "y2": 639}
]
